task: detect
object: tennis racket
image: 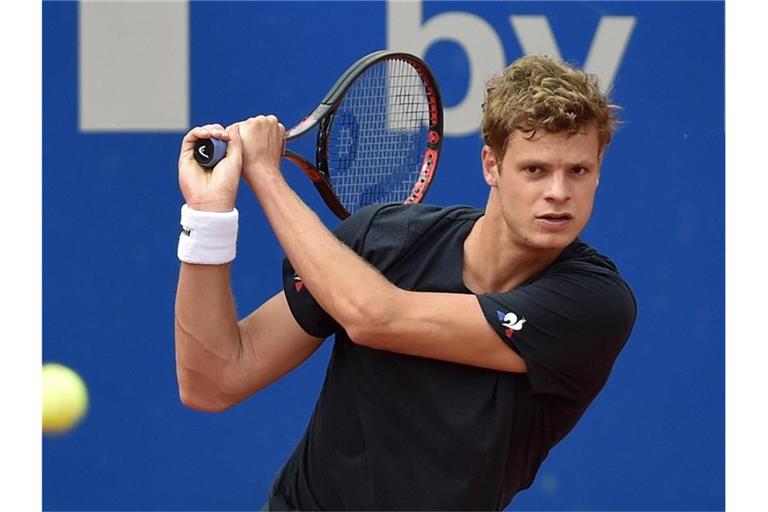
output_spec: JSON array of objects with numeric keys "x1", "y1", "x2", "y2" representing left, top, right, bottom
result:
[{"x1": 194, "y1": 50, "x2": 443, "y2": 219}]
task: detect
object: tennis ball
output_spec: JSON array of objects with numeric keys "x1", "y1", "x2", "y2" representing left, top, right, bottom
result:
[{"x1": 42, "y1": 363, "x2": 89, "y2": 434}]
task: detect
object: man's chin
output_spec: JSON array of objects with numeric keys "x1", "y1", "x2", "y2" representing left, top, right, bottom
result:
[{"x1": 526, "y1": 232, "x2": 578, "y2": 252}]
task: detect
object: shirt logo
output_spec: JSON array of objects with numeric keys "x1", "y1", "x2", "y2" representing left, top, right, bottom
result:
[
  {"x1": 293, "y1": 274, "x2": 304, "y2": 293},
  {"x1": 497, "y1": 310, "x2": 526, "y2": 338}
]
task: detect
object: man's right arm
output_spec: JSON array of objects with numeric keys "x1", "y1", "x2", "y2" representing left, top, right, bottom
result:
[
  {"x1": 174, "y1": 122, "x2": 324, "y2": 413},
  {"x1": 174, "y1": 262, "x2": 324, "y2": 412}
]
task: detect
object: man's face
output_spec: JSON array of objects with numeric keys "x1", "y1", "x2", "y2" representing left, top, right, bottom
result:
[{"x1": 482, "y1": 126, "x2": 602, "y2": 252}]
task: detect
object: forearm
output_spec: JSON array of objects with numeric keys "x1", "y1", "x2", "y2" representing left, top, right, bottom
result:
[
  {"x1": 251, "y1": 177, "x2": 525, "y2": 372},
  {"x1": 252, "y1": 172, "x2": 396, "y2": 335},
  {"x1": 174, "y1": 262, "x2": 243, "y2": 411}
]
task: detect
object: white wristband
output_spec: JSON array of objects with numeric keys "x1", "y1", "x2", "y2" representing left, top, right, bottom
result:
[{"x1": 177, "y1": 204, "x2": 239, "y2": 264}]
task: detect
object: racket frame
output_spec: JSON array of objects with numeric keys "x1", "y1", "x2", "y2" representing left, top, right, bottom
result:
[{"x1": 283, "y1": 50, "x2": 444, "y2": 219}]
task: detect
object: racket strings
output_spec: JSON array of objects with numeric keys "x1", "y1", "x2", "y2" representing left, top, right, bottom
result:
[{"x1": 327, "y1": 59, "x2": 431, "y2": 212}]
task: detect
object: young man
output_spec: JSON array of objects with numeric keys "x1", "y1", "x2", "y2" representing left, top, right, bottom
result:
[{"x1": 174, "y1": 55, "x2": 636, "y2": 510}]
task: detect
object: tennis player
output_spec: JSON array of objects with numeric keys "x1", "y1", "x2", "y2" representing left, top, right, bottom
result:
[{"x1": 174, "y1": 55, "x2": 637, "y2": 510}]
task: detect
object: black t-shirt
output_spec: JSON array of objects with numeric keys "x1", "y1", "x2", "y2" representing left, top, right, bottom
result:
[{"x1": 269, "y1": 203, "x2": 636, "y2": 510}]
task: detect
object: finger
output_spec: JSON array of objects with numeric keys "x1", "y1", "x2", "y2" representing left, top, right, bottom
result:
[
  {"x1": 183, "y1": 124, "x2": 228, "y2": 144},
  {"x1": 199, "y1": 123, "x2": 225, "y2": 132},
  {"x1": 180, "y1": 127, "x2": 209, "y2": 164},
  {"x1": 181, "y1": 127, "x2": 231, "y2": 164},
  {"x1": 182, "y1": 126, "x2": 209, "y2": 145},
  {"x1": 202, "y1": 123, "x2": 229, "y2": 141},
  {"x1": 277, "y1": 123, "x2": 287, "y2": 154},
  {"x1": 224, "y1": 123, "x2": 242, "y2": 166},
  {"x1": 189, "y1": 124, "x2": 226, "y2": 138}
]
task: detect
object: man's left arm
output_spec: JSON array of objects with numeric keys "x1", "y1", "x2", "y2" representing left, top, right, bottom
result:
[{"x1": 237, "y1": 115, "x2": 527, "y2": 373}]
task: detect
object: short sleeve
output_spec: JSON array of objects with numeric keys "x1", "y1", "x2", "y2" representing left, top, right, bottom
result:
[
  {"x1": 281, "y1": 204, "x2": 383, "y2": 338},
  {"x1": 477, "y1": 264, "x2": 636, "y2": 402}
]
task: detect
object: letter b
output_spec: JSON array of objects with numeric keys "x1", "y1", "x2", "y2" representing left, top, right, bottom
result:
[{"x1": 387, "y1": 0, "x2": 505, "y2": 136}]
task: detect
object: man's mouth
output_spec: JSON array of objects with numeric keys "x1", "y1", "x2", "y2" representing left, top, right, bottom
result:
[{"x1": 536, "y1": 213, "x2": 573, "y2": 221}]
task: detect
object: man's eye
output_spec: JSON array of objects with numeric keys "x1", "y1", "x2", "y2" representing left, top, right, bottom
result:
[
  {"x1": 524, "y1": 166, "x2": 540, "y2": 175},
  {"x1": 571, "y1": 167, "x2": 587, "y2": 176}
]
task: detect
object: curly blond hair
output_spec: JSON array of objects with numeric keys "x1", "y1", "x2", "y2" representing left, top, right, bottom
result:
[{"x1": 481, "y1": 55, "x2": 619, "y2": 159}]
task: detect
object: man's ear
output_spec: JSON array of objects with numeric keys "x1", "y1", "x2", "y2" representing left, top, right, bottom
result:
[
  {"x1": 596, "y1": 149, "x2": 604, "y2": 187},
  {"x1": 482, "y1": 145, "x2": 500, "y2": 187}
]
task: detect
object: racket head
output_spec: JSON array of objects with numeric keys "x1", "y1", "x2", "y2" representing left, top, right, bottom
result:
[{"x1": 312, "y1": 51, "x2": 444, "y2": 219}]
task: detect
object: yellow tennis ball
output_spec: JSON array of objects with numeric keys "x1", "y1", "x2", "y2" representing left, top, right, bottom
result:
[{"x1": 42, "y1": 363, "x2": 89, "y2": 434}]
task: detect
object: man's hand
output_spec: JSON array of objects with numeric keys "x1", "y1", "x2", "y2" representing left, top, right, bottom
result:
[
  {"x1": 237, "y1": 115, "x2": 286, "y2": 193},
  {"x1": 178, "y1": 123, "x2": 243, "y2": 212}
]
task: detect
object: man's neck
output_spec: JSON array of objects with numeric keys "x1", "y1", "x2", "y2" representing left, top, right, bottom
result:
[{"x1": 462, "y1": 214, "x2": 564, "y2": 294}]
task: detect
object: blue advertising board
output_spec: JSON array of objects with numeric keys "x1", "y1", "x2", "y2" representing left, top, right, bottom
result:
[{"x1": 43, "y1": 1, "x2": 724, "y2": 510}]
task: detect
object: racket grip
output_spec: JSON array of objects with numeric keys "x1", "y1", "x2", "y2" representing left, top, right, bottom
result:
[{"x1": 193, "y1": 138, "x2": 228, "y2": 169}]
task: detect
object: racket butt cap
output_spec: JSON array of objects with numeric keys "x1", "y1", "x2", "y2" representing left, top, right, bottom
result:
[{"x1": 194, "y1": 138, "x2": 228, "y2": 168}]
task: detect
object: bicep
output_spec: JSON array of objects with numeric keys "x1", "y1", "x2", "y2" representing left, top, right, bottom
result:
[
  {"x1": 358, "y1": 290, "x2": 527, "y2": 373},
  {"x1": 226, "y1": 291, "x2": 325, "y2": 399}
]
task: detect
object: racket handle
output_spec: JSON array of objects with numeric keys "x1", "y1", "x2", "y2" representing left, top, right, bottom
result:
[{"x1": 193, "y1": 138, "x2": 228, "y2": 169}]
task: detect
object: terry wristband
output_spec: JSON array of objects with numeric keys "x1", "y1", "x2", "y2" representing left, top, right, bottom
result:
[{"x1": 177, "y1": 204, "x2": 239, "y2": 264}]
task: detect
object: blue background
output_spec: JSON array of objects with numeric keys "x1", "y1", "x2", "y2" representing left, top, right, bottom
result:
[{"x1": 43, "y1": 1, "x2": 724, "y2": 510}]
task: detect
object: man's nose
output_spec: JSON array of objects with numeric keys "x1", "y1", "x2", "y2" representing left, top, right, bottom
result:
[{"x1": 544, "y1": 172, "x2": 572, "y2": 202}]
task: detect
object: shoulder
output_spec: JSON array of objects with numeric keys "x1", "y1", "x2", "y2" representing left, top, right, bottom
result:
[
  {"x1": 524, "y1": 240, "x2": 637, "y2": 359},
  {"x1": 331, "y1": 203, "x2": 481, "y2": 273},
  {"x1": 477, "y1": 241, "x2": 636, "y2": 400},
  {"x1": 486, "y1": 238, "x2": 638, "y2": 356},
  {"x1": 370, "y1": 202, "x2": 481, "y2": 233},
  {"x1": 546, "y1": 239, "x2": 636, "y2": 316},
  {"x1": 334, "y1": 202, "x2": 481, "y2": 249}
]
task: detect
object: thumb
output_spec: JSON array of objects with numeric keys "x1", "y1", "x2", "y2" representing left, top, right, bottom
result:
[
  {"x1": 222, "y1": 122, "x2": 243, "y2": 169},
  {"x1": 278, "y1": 123, "x2": 286, "y2": 155}
]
